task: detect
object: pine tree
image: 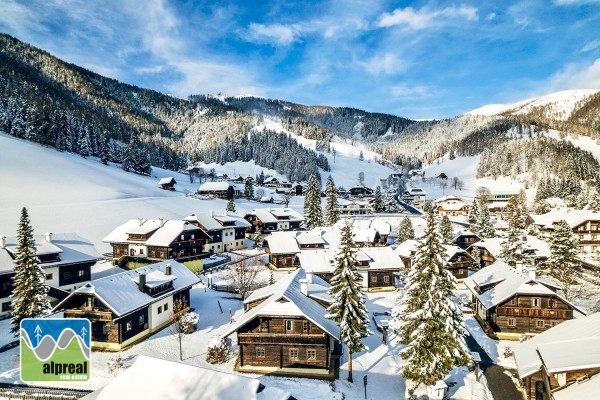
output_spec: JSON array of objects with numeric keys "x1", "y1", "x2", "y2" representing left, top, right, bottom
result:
[
  {"x1": 99, "y1": 132, "x2": 110, "y2": 165},
  {"x1": 468, "y1": 199, "x2": 480, "y2": 234},
  {"x1": 324, "y1": 175, "x2": 340, "y2": 226},
  {"x1": 244, "y1": 177, "x2": 255, "y2": 199},
  {"x1": 372, "y1": 186, "x2": 384, "y2": 213},
  {"x1": 122, "y1": 137, "x2": 136, "y2": 172},
  {"x1": 548, "y1": 220, "x2": 580, "y2": 300},
  {"x1": 477, "y1": 201, "x2": 496, "y2": 238},
  {"x1": 304, "y1": 174, "x2": 323, "y2": 229},
  {"x1": 471, "y1": 246, "x2": 481, "y2": 270},
  {"x1": 396, "y1": 216, "x2": 415, "y2": 243},
  {"x1": 587, "y1": 187, "x2": 600, "y2": 211},
  {"x1": 326, "y1": 220, "x2": 370, "y2": 383},
  {"x1": 10, "y1": 207, "x2": 50, "y2": 335},
  {"x1": 439, "y1": 215, "x2": 454, "y2": 244},
  {"x1": 396, "y1": 210, "x2": 471, "y2": 386},
  {"x1": 500, "y1": 196, "x2": 524, "y2": 267},
  {"x1": 226, "y1": 199, "x2": 236, "y2": 213}
]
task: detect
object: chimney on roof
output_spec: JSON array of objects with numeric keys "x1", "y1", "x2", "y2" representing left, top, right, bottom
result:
[
  {"x1": 138, "y1": 218, "x2": 144, "y2": 226},
  {"x1": 527, "y1": 266, "x2": 536, "y2": 281},
  {"x1": 159, "y1": 217, "x2": 165, "y2": 228},
  {"x1": 44, "y1": 232, "x2": 53, "y2": 243},
  {"x1": 165, "y1": 264, "x2": 171, "y2": 276},
  {"x1": 306, "y1": 270, "x2": 313, "y2": 283},
  {"x1": 515, "y1": 261, "x2": 523, "y2": 272},
  {"x1": 299, "y1": 279, "x2": 308, "y2": 296},
  {"x1": 0, "y1": 236, "x2": 5, "y2": 249},
  {"x1": 209, "y1": 211, "x2": 214, "y2": 218},
  {"x1": 138, "y1": 273, "x2": 146, "y2": 292}
]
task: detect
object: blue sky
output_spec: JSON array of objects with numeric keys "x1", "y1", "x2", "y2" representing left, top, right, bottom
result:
[{"x1": 1, "y1": 0, "x2": 599, "y2": 119}]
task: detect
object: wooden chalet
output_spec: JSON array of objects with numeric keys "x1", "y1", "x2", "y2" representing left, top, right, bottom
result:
[
  {"x1": 514, "y1": 313, "x2": 600, "y2": 400},
  {"x1": 401, "y1": 187, "x2": 427, "y2": 207},
  {"x1": 230, "y1": 175, "x2": 246, "y2": 184},
  {"x1": 197, "y1": 182, "x2": 239, "y2": 199},
  {"x1": 262, "y1": 231, "x2": 302, "y2": 269},
  {"x1": 222, "y1": 269, "x2": 341, "y2": 379},
  {"x1": 455, "y1": 230, "x2": 481, "y2": 250},
  {"x1": 0, "y1": 233, "x2": 101, "y2": 318},
  {"x1": 394, "y1": 239, "x2": 419, "y2": 270},
  {"x1": 442, "y1": 245, "x2": 473, "y2": 280},
  {"x1": 433, "y1": 195, "x2": 470, "y2": 216},
  {"x1": 467, "y1": 236, "x2": 550, "y2": 268},
  {"x1": 244, "y1": 207, "x2": 304, "y2": 234},
  {"x1": 464, "y1": 261, "x2": 584, "y2": 338},
  {"x1": 528, "y1": 210, "x2": 600, "y2": 254},
  {"x1": 296, "y1": 246, "x2": 402, "y2": 291},
  {"x1": 53, "y1": 261, "x2": 199, "y2": 351},
  {"x1": 347, "y1": 186, "x2": 374, "y2": 197},
  {"x1": 183, "y1": 212, "x2": 250, "y2": 253},
  {"x1": 338, "y1": 199, "x2": 372, "y2": 215},
  {"x1": 103, "y1": 219, "x2": 210, "y2": 265},
  {"x1": 158, "y1": 177, "x2": 176, "y2": 191},
  {"x1": 263, "y1": 177, "x2": 281, "y2": 187}
]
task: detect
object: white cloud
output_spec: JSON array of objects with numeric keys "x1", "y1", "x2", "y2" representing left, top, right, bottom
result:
[
  {"x1": 581, "y1": 40, "x2": 600, "y2": 53},
  {"x1": 486, "y1": 12, "x2": 497, "y2": 21},
  {"x1": 246, "y1": 23, "x2": 301, "y2": 46},
  {"x1": 377, "y1": 5, "x2": 478, "y2": 30},
  {"x1": 391, "y1": 84, "x2": 432, "y2": 98},
  {"x1": 543, "y1": 58, "x2": 600, "y2": 92},
  {"x1": 360, "y1": 53, "x2": 406, "y2": 75}
]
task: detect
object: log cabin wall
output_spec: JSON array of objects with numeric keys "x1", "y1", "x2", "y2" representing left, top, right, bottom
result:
[{"x1": 492, "y1": 295, "x2": 574, "y2": 334}]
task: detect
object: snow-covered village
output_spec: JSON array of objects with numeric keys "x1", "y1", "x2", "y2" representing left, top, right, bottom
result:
[{"x1": 1, "y1": 2, "x2": 600, "y2": 400}]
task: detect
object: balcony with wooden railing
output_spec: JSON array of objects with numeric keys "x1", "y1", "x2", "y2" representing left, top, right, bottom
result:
[
  {"x1": 497, "y1": 307, "x2": 572, "y2": 319},
  {"x1": 65, "y1": 307, "x2": 113, "y2": 321},
  {"x1": 238, "y1": 333, "x2": 328, "y2": 345}
]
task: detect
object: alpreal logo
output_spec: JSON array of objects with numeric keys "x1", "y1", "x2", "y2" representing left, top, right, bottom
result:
[{"x1": 20, "y1": 318, "x2": 91, "y2": 382}]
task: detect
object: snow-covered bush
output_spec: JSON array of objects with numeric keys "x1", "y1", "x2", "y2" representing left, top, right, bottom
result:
[
  {"x1": 180, "y1": 311, "x2": 200, "y2": 334},
  {"x1": 107, "y1": 353, "x2": 124, "y2": 376},
  {"x1": 206, "y1": 335, "x2": 231, "y2": 364}
]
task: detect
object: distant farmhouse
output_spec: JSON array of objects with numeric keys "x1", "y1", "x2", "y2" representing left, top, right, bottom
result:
[
  {"x1": 527, "y1": 209, "x2": 600, "y2": 254},
  {"x1": 54, "y1": 261, "x2": 199, "y2": 351},
  {"x1": 222, "y1": 269, "x2": 341, "y2": 379},
  {"x1": 197, "y1": 182, "x2": 242, "y2": 199},
  {"x1": 0, "y1": 233, "x2": 102, "y2": 318},
  {"x1": 433, "y1": 195, "x2": 470, "y2": 216},
  {"x1": 158, "y1": 177, "x2": 176, "y2": 191},
  {"x1": 184, "y1": 212, "x2": 250, "y2": 253}
]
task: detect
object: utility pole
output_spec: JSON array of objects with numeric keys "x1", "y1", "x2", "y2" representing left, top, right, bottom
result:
[{"x1": 363, "y1": 375, "x2": 368, "y2": 399}]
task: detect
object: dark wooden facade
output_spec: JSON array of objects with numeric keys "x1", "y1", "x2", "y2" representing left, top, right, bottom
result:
[
  {"x1": 365, "y1": 269, "x2": 394, "y2": 290},
  {"x1": 476, "y1": 294, "x2": 575, "y2": 335},
  {"x1": 268, "y1": 253, "x2": 298, "y2": 269},
  {"x1": 522, "y1": 367, "x2": 600, "y2": 400},
  {"x1": 237, "y1": 316, "x2": 333, "y2": 370},
  {"x1": 456, "y1": 233, "x2": 481, "y2": 249},
  {"x1": 446, "y1": 253, "x2": 472, "y2": 280}
]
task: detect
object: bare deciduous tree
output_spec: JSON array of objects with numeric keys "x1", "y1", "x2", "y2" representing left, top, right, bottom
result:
[
  {"x1": 170, "y1": 299, "x2": 191, "y2": 361},
  {"x1": 225, "y1": 257, "x2": 265, "y2": 301}
]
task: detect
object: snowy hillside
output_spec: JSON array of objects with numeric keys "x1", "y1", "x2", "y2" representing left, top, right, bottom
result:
[{"x1": 467, "y1": 89, "x2": 600, "y2": 120}]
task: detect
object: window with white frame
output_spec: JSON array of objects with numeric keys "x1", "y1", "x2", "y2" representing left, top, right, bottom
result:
[
  {"x1": 256, "y1": 347, "x2": 265, "y2": 358},
  {"x1": 507, "y1": 318, "x2": 516, "y2": 327},
  {"x1": 289, "y1": 348, "x2": 299, "y2": 360},
  {"x1": 307, "y1": 349, "x2": 316, "y2": 360}
]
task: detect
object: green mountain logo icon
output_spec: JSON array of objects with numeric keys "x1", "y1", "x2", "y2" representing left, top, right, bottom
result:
[{"x1": 20, "y1": 318, "x2": 91, "y2": 382}]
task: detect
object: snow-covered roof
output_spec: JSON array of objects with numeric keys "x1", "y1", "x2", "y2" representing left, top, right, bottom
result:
[
  {"x1": 264, "y1": 231, "x2": 301, "y2": 254},
  {"x1": 82, "y1": 355, "x2": 286, "y2": 400},
  {"x1": 351, "y1": 227, "x2": 378, "y2": 243},
  {"x1": 514, "y1": 313, "x2": 600, "y2": 380},
  {"x1": 296, "y1": 249, "x2": 337, "y2": 273},
  {"x1": 144, "y1": 220, "x2": 201, "y2": 246},
  {"x1": 222, "y1": 269, "x2": 339, "y2": 340},
  {"x1": 433, "y1": 195, "x2": 465, "y2": 204},
  {"x1": 125, "y1": 219, "x2": 162, "y2": 235},
  {"x1": 247, "y1": 207, "x2": 304, "y2": 224},
  {"x1": 537, "y1": 337, "x2": 600, "y2": 373},
  {"x1": 183, "y1": 212, "x2": 224, "y2": 231},
  {"x1": 198, "y1": 181, "x2": 233, "y2": 191},
  {"x1": 464, "y1": 261, "x2": 582, "y2": 312},
  {"x1": 468, "y1": 235, "x2": 550, "y2": 259},
  {"x1": 158, "y1": 177, "x2": 175, "y2": 185},
  {"x1": 53, "y1": 260, "x2": 199, "y2": 317},
  {"x1": 529, "y1": 209, "x2": 600, "y2": 230},
  {"x1": 394, "y1": 239, "x2": 419, "y2": 258},
  {"x1": 356, "y1": 247, "x2": 401, "y2": 270},
  {"x1": 552, "y1": 371, "x2": 600, "y2": 400},
  {"x1": 370, "y1": 219, "x2": 391, "y2": 235},
  {"x1": 436, "y1": 201, "x2": 469, "y2": 211},
  {"x1": 1, "y1": 233, "x2": 102, "y2": 273},
  {"x1": 213, "y1": 213, "x2": 252, "y2": 228},
  {"x1": 295, "y1": 233, "x2": 325, "y2": 246}
]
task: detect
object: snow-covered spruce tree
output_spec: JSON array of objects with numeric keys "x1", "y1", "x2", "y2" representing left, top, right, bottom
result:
[
  {"x1": 304, "y1": 174, "x2": 323, "y2": 229},
  {"x1": 439, "y1": 215, "x2": 454, "y2": 244},
  {"x1": 226, "y1": 199, "x2": 236, "y2": 213},
  {"x1": 471, "y1": 246, "x2": 481, "y2": 270},
  {"x1": 467, "y1": 199, "x2": 480, "y2": 234},
  {"x1": 500, "y1": 196, "x2": 524, "y2": 267},
  {"x1": 477, "y1": 201, "x2": 496, "y2": 238},
  {"x1": 587, "y1": 187, "x2": 600, "y2": 211},
  {"x1": 548, "y1": 220, "x2": 580, "y2": 300},
  {"x1": 244, "y1": 177, "x2": 255, "y2": 199},
  {"x1": 10, "y1": 207, "x2": 50, "y2": 335},
  {"x1": 372, "y1": 186, "x2": 384, "y2": 213},
  {"x1": 396, "y1": 210, "x2": 471, "y2": 387},
  {"x1": 324, "y1": 175, "x2": 340, "y2": 226},
  {"x1": 326, "y1": 220, "x2": 370, "y2": 383},
  {"x1": 396, "y1": 216, "x2": 415, "y2": 243}
]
